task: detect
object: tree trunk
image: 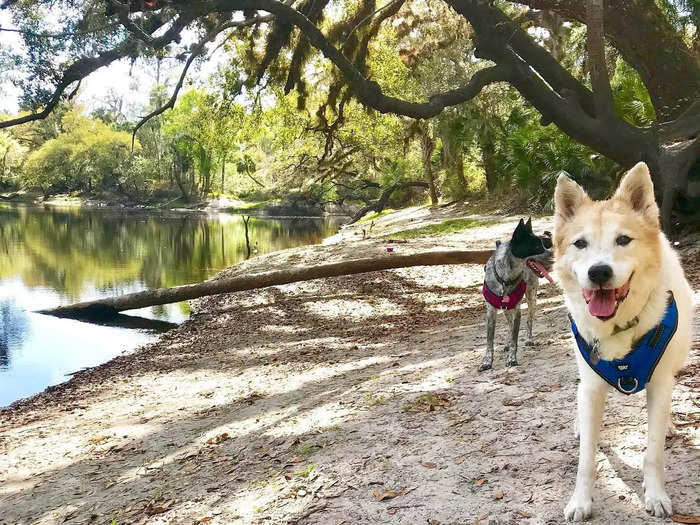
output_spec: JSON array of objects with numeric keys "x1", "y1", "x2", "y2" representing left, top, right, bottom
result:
[
  {"x1": 454, "y1": 151, "x2": 468, "y2": 190},
  {"x1": 348, "y1": 181, "x2": 429, "y2": 223},
  {"x1": 242, "y1": 215, "x2": 252, "y2": 258},
  {"x1": 656, "y1": 139, "x2": 700, "y2": 231},
  {"x1": 173, "y1": 161, "x2": 190, "y2": 202},
  {"x1": 421, "y1": 129, "x2": 438, "y2": 205},
  {"x1": 39, "y1": 249, "x2": 493, "y2": 320},
  {"x1": 438, "y1": 124, "x2": 468, "y2": 197},
  {"x1": 586, "y1": 0, "x2": 615, "y2": 120},
  {"x1": 221, "y1": 159, "x2": 225, "y2": 194},
  {"x1": 478, "y1": 129, "x2": 498, "y2": 193}
]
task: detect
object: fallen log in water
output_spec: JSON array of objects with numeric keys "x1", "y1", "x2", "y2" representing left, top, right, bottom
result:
[{"x1": 39, "y1": 249, "x2": 493, "y2": 320}]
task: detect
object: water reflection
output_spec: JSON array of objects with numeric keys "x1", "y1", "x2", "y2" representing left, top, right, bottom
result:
[
  {"x1": 0, "y1": 204, "x2": 341, "y2": 405},
  {"x1": 0, "y1": 297, "x2": 30, "y2": 368}
]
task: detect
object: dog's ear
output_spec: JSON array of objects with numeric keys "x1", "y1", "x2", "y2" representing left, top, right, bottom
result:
[
  {"x1": 512, "y1": 218, "x2": 526, "y2": 239},
  {"x1": 614, "y1": 162, "x2": 659, "y2": 227},
  {"x1": 554, "y1": 172, "x2": 588, "y2": 224},
  {"x1": 525, "y1": 217, "x2": 533, "y2": 231}
]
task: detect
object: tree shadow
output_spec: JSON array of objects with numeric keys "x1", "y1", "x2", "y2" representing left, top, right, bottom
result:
[{"x1": 4, "y1": 264, "x2": 693, "y2": 524}]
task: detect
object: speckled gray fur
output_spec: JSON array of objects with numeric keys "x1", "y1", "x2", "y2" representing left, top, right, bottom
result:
[{"x1": 479, "y1": 239, "x2": 551, "y2": 371}]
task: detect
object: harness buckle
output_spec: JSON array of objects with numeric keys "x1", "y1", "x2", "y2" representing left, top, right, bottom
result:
[{"x1": 617, "y1": 376, "x2": 639, "y2": 394}]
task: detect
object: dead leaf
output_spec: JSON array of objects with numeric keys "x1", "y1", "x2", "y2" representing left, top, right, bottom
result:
[
  {"x1": 493, "y1": 492, "x2": 504, "y2": 500},
  {"x1": 475, "y1": 478, "x2": 487, "y2": 486},
  {"x1": 290, "y1": 456, "x2": 303, "y2": 463},
  {"x1": 206, "y1": 433, "x2": 230, "y2": 445},
  {"x1": 387, "y1": 508, "x2": 397, "y2": 515},
  {"x1": 478, "y1": 513, "x2": 488, "y2": 520},
  {"x1": 145, "y1": 499, "x2": 174, "y2": 516},
  {"x1": 373, "y1": 489, "x2": 401, "y2": 501},
  {"x1": 422, "y1": 461, "x2": 437, "y2": 468},
  {"x1": 502, "y1": 397, "x2": 523, "y2": 406},
  {"x1": 516, "y1": 510, "x2": 533, "y2": 518},
  {"x1": 672, "y1": 515, "x2": 700, "y2": 524},
  {"x1": 195, "y1": 518, "x2": 213, "y2": 524},
  {"x1": 454, "y1": 457, "x2": 464, "y2": 465},
  {"x1": 551, "y1": 384, "x2": 561, "y2": 391}
]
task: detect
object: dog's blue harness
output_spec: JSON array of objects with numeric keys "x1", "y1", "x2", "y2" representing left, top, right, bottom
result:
[{"x1": 570, "y1": 293, "x2": 678, "y2": 395}]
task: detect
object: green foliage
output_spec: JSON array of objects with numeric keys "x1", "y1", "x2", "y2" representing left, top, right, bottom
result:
[
  {"x1": 384, "y1": 218, "x2": 496, "y2": 239},
  {"x1": 356, "y1": 208, "x2": 396, "y2": 223},
  {"x1": 22, "y1": 110, "x2": 136, "y2": 195},
  {"x1": 0, "y1": 2, "x2": 669, "y2": 210},
  {"x1": 611, "y1": 59, "x2": 656, "y2": 127},
  {"x1": 0, "y1": 130, "x2": 26, "y2": 190}
]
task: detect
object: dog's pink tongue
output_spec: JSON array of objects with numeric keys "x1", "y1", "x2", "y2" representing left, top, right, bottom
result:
[
  {"x1": 587, "y1": 289, "x2": 616, "y2": 317},
  {"x1": 529, "y1": 260, "x2": 555, "y2": 284}
]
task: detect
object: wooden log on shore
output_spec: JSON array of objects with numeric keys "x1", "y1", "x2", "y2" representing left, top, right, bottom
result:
[{"x1": 38, "y1": 249, "x2": 493, "y2": 319}]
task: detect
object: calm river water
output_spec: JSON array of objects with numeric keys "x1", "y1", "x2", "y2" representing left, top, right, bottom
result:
[{"x1": 0, "y1": 204, "x2": 341, "y2": 406}]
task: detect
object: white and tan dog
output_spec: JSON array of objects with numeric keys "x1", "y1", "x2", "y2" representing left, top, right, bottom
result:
[{"x1": 553, "y1": 162, "x2": 693, "y2": 521}]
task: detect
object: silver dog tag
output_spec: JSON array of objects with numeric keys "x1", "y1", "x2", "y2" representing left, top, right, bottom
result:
[{"x1": 590, "y1": 339, "x2": 601, "y2": 365}]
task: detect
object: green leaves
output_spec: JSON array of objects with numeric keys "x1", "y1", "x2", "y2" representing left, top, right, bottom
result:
[{"x1": 22, "y1": 108, "x2": 135, "y2": 194}]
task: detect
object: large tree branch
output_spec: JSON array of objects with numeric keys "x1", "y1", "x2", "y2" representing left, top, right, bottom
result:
[
  {"x1": 107, "y1": 0, "x2": 156, "y2": 45},
  {"x1": 511, "y1": 0, "x2": 700, "y2": 121},
  {"x1": 39, "y1": 248, "x2": 493, "y2": 319},
  {"x1": 456, "y1": 0, "x2": 595, "y2": 118},
  {"x1": 349, "y1": 181, "x2": 429, "y2": 223},
  {"x1": 657, "y1": 100, "x2": 700, "y2": 143},
  {"x1": 0, "y1": 48, "x2": 127, "y2": 129},
  {"x1": 131, "y1": 14, "x2": 274, "y2": 148},
  {"x1": 216, "y1": 0, "x2": 511, "y2": 119},
  {"x1": 130, "y1": 48, "x2": 200, "y2": 150},
  {"x1": 448, "y1": 0, "x2": 652, "y2": 167},
  {"x1": 0, "y1": 10, "x2": 198, "y2": 129},
  {"x1": 585, "y1": 0, "x2": 614, "y2": 119}
]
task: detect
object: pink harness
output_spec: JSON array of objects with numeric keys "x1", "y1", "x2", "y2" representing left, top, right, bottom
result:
[{"x1": 482, "y1": 280, "x2": 526, "y2": 310}]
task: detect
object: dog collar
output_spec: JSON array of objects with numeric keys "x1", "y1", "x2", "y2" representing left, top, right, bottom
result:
[
  {"x1": 482, "y1": 280, "x2": 527, "y2": 310},
  {"x1": 570, "y1": 292, "x2": 678, "y2": 395},
  {"x1": 494, "y1": 266, "x2": 523, "y2": 288}
]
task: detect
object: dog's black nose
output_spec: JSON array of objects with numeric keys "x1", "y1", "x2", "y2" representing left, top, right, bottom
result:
[{"x1": 588, "y1": 264, "x2": 613, "y2": 285}]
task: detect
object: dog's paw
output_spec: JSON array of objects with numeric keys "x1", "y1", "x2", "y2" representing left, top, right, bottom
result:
[
  {"x1": 644, "y1": 487, "x2": 672, "y2": 517},
  {"x1": 506, "y1": 357, "x2": 518, "y2": 367},
  {"x1": 478, "y1": 361, "x2": 492, "y2": 372},
  {"x1": 564, "y1": 493, "x2": 593, "y2": 521}
]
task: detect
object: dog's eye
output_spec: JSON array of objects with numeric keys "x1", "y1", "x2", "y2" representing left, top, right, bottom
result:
[
  {"x1": 573, "y1": 238, "x2": 588, "y2": 249},
  {"x1": 616, "y1": 235, "x2": 632, "y2": 246}
]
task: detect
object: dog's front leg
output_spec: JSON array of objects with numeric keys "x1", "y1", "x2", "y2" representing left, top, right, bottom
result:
[
  {"x1": 565, "y1": 381, "x2": 607, "y2": 521},
  {"x1": 643, "y1": 378, "x2": 674, "y2": 517},
  {"x1": 479, "y1": 306, "x2": 496, "y2": 371},
  {"x1": 525, "y1": 286, "x2": 538, "y2": 346},
  {"x1": 504, "y1": 307, "x2": 520, "y2": 367}
]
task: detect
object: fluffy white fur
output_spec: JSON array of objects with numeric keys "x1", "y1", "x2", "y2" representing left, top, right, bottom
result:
[{"x1": 553, "y1": 162, "x2": 693, "y2": 521}]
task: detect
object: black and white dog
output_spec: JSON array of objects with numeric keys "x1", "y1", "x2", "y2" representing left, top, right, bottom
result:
[{"x1": 479, "y1": 218, "x2": 553, "y2": 371}]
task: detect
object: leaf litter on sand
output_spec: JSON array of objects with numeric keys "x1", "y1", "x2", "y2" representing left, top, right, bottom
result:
[
  {"x1": 373, "y1": 489, "x2": 401, "y2": 501},
  {"x1": 672, "y1": 515, "x2": 700, "y2": 524},
  {"x1": 1, "y1": 219, "x2": 699, "y2": 525}
]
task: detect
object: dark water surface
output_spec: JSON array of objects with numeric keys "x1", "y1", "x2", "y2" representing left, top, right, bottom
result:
[{"x1": 0, "y1": 204, "x2": 341, "y2": 406}]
